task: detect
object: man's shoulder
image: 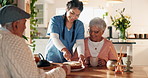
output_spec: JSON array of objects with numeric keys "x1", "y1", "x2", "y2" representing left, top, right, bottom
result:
[{"x1": 1, "y1": 31, "x2": 24, "y2": 42}]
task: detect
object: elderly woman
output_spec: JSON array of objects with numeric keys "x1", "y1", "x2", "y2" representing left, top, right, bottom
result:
[{"x1": 84, "y1": 17, "x2": 118, "y2": 67}]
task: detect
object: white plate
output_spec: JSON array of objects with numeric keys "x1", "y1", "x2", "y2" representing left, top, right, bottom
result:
[
  {"x1": 71, "y1": 66, "x2": 85, "y2": 71},
  {"x1": 63, "y1": 61, "x2": 80, "y2": 64}
]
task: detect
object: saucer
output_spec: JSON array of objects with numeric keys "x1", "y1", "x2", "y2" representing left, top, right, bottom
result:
[{"x1": 71, "y1": 66, "x2": 85, "y2": 71}]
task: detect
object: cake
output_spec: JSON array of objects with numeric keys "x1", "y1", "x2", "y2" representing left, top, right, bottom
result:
[{"x1": 63, "y1": 61, "x2": 82, "y2": 69}]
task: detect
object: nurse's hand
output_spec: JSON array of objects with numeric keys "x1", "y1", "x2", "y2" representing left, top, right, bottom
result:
[{"x1": 61, "y1": 48, "x2": 71, "y2": 61}]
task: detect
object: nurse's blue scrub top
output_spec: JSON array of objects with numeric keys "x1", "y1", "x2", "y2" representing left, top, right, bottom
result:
[{"x1": 45, "y1": 15, "x2": 84, "y2": 63}]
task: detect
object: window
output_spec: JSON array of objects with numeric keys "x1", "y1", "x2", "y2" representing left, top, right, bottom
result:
[{"x1": 35, "y1": 4, "x2": 44, "y2": 24}]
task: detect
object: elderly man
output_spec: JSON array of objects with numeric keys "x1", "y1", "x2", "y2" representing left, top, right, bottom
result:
[
  {"x1": 0, "y1": 5, "x2": 68, "y2": 78},
  {"x1": 84, "y1": 17, "x2": 118, "y2": 67}
]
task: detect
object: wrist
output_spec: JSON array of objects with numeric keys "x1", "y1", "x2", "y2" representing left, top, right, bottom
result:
[
  {"x1": 79, "y1": 54, "x2": 84, "y2": 58},
  {"x1": 61, "y1": 48, "x2": 67, "y2": 52}
]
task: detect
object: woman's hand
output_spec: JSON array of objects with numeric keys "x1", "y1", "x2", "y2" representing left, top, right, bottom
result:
[
  {"x1": 98, "y1": 58, "x2": 106, "y2": 67},
  {"x1": 61, "y1": 48, "x2": 71, "y2": 61},
  {"x1": 84, "y1": 57, "x2": 90, "y2": 65}
]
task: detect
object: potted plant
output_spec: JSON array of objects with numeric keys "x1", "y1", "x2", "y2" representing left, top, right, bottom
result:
[
  {"x1": 110, "y1": 8, "x2": 131, "y2": 41},
  {"x1": 30, "y1": 0, "x2": 39, "y2": 52},
  {"x1": 0, "y1": 0, "x2": 14, "y2": 7}
]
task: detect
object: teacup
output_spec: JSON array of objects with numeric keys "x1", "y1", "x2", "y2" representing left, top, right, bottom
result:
[
  {"x1": 106, "y1": 60, "x2": 117, "y2": 71},
  {"x1": 90, "y1": 57, "x2": 98, "y2": 67}
]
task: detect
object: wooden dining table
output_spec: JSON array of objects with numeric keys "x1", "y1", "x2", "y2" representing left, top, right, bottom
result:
[{"x1": 66, "y1": 65, "x2": 148, "y2": 78}]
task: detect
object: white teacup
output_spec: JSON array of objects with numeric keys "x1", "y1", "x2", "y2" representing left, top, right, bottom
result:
[{"x1": 90, "y1": 57, "x2": 98, "y2": 67}]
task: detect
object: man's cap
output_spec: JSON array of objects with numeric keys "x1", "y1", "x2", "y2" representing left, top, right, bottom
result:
[{"x1": 0, "y1": 5, "x2": 30, "y2": 24}]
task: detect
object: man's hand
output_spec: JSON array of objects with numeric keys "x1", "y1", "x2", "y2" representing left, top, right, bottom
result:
[
  {"x1": 61, "y1": 48, "x2": 71, "y2": 61},
  {"x1": 62, "y1": 64, "x2": 71, "y2": 75}
]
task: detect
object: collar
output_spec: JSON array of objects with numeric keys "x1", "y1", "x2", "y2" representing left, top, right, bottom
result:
[{"x1": 0, "y1": 27, "x2": 10, "y2": 32}]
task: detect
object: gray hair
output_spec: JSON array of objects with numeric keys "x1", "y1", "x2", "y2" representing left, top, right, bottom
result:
[
  {"x1": 1, "y1": 22, "x2": 13, "y2": 30},
  {"x1": 89, "y1": 17, "x2": 107, "y2": 31}
]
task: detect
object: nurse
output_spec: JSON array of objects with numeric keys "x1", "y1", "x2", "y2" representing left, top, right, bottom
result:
[{"x1": 45, "y1": 0, "x2": 85, "y2": 63}]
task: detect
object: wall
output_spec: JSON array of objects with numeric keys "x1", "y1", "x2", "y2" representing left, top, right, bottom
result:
[
  {"x1": 108, "y1": 0, "x2": 148, "y2": 38},
  {"x1": 130, "y1": 0, "x2": 148, "y2": 35},
  {"x1": 34, "y1": 39, "x2": 49, "y2": 57},
  {"x1": 41, "y1": 0, "x2": 148, "y2": 38}
]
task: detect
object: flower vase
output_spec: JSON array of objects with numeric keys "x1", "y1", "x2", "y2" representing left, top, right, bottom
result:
[{"x1": 119, "y1": 30, "x2": 127, "y2": 42}]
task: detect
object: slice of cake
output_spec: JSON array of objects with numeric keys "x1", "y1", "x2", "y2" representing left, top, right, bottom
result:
[{"x1": 63, "y1": 61, "x2": 82, "y2": 69}]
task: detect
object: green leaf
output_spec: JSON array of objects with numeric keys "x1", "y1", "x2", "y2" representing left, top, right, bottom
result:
[
  {"x1": 110, "y1": 8, "x2": 131, "y2": 31},
  {"x1": 22, "y1": 35, "x2": 28, "y2": 41},
  {"x1": 30, "y1": 0, "x2": 39, "y2": 52}
]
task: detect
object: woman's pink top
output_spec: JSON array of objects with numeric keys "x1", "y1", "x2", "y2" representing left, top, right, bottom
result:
[{"x1": 84, "y1": 37, "x2": 118, "y2": 62}]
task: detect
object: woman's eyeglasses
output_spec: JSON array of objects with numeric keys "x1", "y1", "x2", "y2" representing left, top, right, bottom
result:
[{"x1": 89, "y1": 30, "x2": 101, "y2": 34}]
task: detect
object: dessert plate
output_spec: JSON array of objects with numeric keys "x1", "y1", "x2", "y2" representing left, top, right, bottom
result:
[{"x1": 71, "y1": 66, "x2": 85, "y2": 71}]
